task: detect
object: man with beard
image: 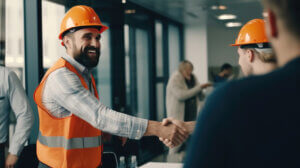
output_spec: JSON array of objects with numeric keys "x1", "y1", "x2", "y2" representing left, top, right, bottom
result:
[{"x1": 34, "y1": 5, "x2": 188, "y2": 168}]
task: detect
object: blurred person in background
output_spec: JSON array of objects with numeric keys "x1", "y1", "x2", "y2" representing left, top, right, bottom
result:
[
  {"x1": 0, "y1": 67, "x2": 34, "y2": 168},
  {"x1": 213, "y1": 63, "x2": 233, "y2": 83},
  {"x1": 165, "y1": 60, "x2": 212, "y2": 162}
]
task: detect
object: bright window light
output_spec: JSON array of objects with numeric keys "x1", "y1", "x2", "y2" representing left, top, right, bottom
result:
[
  {"x1": 218, "y1": 14, "x2": 237, "y2": 20},
  {"x1": 226, "y1": 22, "x2": 242, "y2": 27}
]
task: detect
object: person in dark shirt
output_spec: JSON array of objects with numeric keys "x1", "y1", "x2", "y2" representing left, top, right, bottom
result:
[
  {"x1": 213, "y1": 63, "x2": 233, "y2": 83},
  {"x1": 160, "y1": 18, "x2": 278, "y2": 149},
  {"x1": 184, "y1": 0, "x2": 300, "y2": 167}
]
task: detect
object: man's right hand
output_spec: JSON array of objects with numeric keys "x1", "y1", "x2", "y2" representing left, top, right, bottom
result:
[
  {"x1": 159, "y1": 118, "x2": 196, "y2": 148},
  {"x1": 144, "y1": 121, "x2": 189, "y2": 147},
  {"x1": 159, "y1": 122, "x2": 189, "y2": 147}
]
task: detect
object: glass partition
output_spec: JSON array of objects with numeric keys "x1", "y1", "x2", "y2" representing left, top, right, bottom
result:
[
  {"x1": 168, "y1": 24, "x2": 181, "y2": 75},
  {"x1": 136, "y1": 28, "x2": 150, "y2": 119}
]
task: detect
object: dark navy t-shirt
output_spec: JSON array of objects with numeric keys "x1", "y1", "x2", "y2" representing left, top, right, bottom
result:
[
  {"x1": 214, "y1": 75, "x2": 227, "y2": 83},
  {"x1": 184, "y1": 57, "x2": 300, "y2": 168}
]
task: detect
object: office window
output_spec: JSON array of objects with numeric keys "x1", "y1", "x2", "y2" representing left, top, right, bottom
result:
[
  {"x1": 2, "y1": 0, "x2": 25, "y2": 144},
  {"x1": 125, "y1": 24, "x2": 131, "y2": 108},
  {"x1": 42, "y1": 0, "x2": 65, "y2": 68},
  {"x1": 5, "y1": 0, "x2": 24, "y2": 72},
  {"x1": 168, "y1": 24, "x2": 181, "y2": 75},
  {"x1": 155, "y1": 21, "x2": 163, "y2": 77},
  {"x1": 136, "y1": 28, "x2": 150, "y2": 119}
]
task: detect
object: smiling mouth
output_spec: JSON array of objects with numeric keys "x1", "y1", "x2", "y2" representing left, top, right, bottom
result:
[{"x1": 88, "y1": 50, "x2": 96, "y2": 54}]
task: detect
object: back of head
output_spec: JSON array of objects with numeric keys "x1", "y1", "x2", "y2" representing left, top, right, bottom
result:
[
  {"x1": 262, "y1": 0, "x2": 300, "y2": 39},
  {"x1": 253, "y1": 48, "x2": 276, "y2": 63},
  {"x1": 231, "y1": 19, "x2": 277, "y2": 63}
]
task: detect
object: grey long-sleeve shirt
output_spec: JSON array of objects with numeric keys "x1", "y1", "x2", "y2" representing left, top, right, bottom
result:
[
  {"x1": 42, "y1": 55, "x2": 148, "y2": 140},
  {"x1": 0, "y1": 66, "x2": 34, "y2": 156}
]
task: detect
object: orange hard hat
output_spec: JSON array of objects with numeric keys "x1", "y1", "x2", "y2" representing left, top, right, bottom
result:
[
  {"x1": 231, "y1": 19, "x2": 269, "y2": 46},
  {"x1": 59, "y1": 5, "x2": 108, "y2": 40}
]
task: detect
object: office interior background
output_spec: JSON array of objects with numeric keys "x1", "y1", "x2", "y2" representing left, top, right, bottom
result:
[{"x1": 0, "y1": 0, "x2": 263, "y2": 166}]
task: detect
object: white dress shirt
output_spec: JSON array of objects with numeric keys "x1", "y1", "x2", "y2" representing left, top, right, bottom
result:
[{"x1": 0, "y1": 66, "x2": 34, "y2": 156}]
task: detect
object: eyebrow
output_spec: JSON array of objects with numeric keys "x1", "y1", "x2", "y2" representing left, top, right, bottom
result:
[
  {"x1": 83, "y1": 33, "x2": 93, "y2": 37},
  {"x1": 82, "y1": 33, "x2": 101, "y2": 39}
]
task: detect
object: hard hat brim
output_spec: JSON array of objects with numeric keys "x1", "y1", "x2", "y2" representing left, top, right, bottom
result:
[
  {"x1": 230, "y1": 43, "x2": 241, "y2": 46},
  {"x1": 59, "y1": 24, "x2": 109, "y2": 40}
]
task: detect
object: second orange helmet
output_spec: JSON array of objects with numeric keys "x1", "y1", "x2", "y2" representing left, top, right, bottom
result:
[{"x1": 231, "y1": 19, "x2": 268, "y2": 46}]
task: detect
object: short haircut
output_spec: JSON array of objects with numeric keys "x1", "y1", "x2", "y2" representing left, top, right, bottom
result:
[
  {"x1": 241, "y1": 47, "x2": 277, "y2": 63},
  {"x1": 220, "y1": 63, "x2": 232, "y2": 72},
  {"x1": 179, "y1": 60, "x2": 193, "y2": 72},
  {"x1": 62, "y1": 32, "x2": 74, "y2": 49},
  {"x1": 262, "y1": 0, "x2": 300, "y2": 38}
]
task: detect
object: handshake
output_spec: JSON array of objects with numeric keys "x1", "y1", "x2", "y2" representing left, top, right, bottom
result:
[{"x1": 157, "y1": 118, "x2": 195, "y2": 148}]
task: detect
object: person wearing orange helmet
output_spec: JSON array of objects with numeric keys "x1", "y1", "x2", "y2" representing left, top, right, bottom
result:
[
  {"x1": 231, "y1": 19, "x2": 277, "y2": 76},
  {"x1": 159, "y1": 19, "x2": 278, "y2": 150},
  {"x1": 34, "y1": 5, "x2": 188, "y2": 168},
  {"x1": 183, "y1": 0, "x2": 300, "y2": 167}
]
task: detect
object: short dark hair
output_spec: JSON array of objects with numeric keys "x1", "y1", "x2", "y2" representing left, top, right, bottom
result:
[
  {"x1": 61, "y1": 26, "x2": 102, "y2": 39},
  {"x1": 262, "y1": 0, "x2": 300, "y2": 38},
  {"x1": 220, "y1": 63, "x2": 232, "y2": 72}
]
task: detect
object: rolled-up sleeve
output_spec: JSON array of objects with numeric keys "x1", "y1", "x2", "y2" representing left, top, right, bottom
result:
[
  {"x1": 7, "y1": 71, "x2": 34, "y2": 156},
  {"x1": 45, "y1": 68, "x2": 148, "y2": 139}
]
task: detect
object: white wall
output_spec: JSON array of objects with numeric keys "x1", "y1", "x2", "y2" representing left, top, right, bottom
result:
[
  {"x1": 207, "y1": 20, "x2": 240, "y2": 67},
  {"x1": 184, "y1": 12, "x2": 209, "y2": 84},
  {"x1": 184, "y1": 17, "x2": 241, "y2": 83}
]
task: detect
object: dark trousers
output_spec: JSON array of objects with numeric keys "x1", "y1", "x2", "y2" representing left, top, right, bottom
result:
[{"x1": 0, "y1": 143, "x2": 5, "y2": 168}]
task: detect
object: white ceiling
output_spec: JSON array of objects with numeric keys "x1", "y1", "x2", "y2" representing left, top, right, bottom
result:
[{"x1": 128, "y1": 0, "x2": 264, "y2": 27}]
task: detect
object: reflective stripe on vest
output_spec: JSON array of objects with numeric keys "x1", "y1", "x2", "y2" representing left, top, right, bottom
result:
[{"x1": 38, "y1": 132, "x2": 102, "y2": 150}]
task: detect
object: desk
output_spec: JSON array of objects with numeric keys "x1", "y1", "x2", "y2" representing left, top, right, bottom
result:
[{"x1": 139, "y1": 162, "x2": 183, "y2": 168}]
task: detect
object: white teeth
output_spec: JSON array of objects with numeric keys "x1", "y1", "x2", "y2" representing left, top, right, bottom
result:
[{"x1": 88, "y1": 50, "x2": 96, "y2": 53}]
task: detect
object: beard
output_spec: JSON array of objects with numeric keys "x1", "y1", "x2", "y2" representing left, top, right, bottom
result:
[{"x1": 73, "y1": 45, "x2": 100, "y2": 69}]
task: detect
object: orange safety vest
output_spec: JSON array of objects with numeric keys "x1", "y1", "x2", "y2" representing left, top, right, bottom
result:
[{"x1": 34, "y1": 58, "x2": 103, "y2": 168}]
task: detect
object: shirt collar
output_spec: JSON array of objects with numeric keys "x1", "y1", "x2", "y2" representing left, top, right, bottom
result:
[{"x1": 62, "y1": 54, "x2": 90, "y2": 76}]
